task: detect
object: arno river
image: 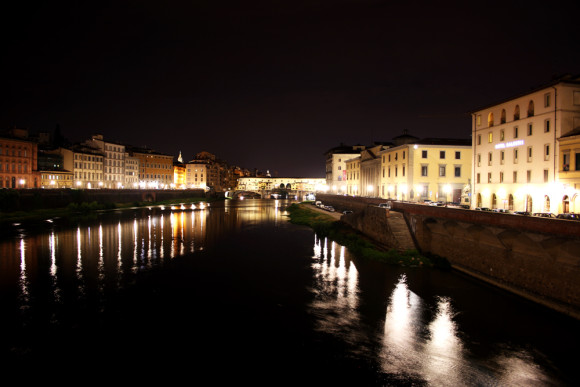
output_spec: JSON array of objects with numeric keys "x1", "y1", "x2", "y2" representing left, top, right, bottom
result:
[{"x1": 1, "y1": 199, "x2": 578, "y2": 385}]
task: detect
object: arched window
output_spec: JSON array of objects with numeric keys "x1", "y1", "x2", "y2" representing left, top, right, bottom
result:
[
  {"x1": 563, "y1": 195, "x2": 569, "y2": 213},
  {"x1": 491, "y1": 193, "x2": 497, "y2": 209},
  {"x1": 508, "y1": 194, "x2": 514, "y2": 211},
  {"x1": 477, "y1": 193, "x2": 482, "y2": 208},
  {"x1": 526, "y1": 195, "x2": 533, "y2": 212},
  {"x1": 488, "y1": 112, "x2": 494, "y2": 127},
  {"x1": 514, "y1": 105, "x2": 520, "y2": 121},
  {"x1": 528, "y1": 100, "x2": 534, "y2": 117},
  {"x1": 544, "y1": 195, "x2": 550, "y2": 212},
  {"x1": 501, "y1": 109, "x2": 506, "y2": 124}
]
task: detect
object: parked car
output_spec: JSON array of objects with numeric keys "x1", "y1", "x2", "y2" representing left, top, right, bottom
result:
[
  {"x1": 493, "y1": 208, "x2": 511, "y2": 213},
  {"x1": 513, "y1": 211, "x2": 531, "y2": 216},
  {"x1": 314, "y1": 201, "x2": 322, "y2": 207},
  {"x1": 342, "y1": 210, "x2": 353, "y2": 215},
  {"x1": 378, "y1": 202, "x2": 391, "y2": 209},
  {"x1": 325, "y1": 206, "x2": 335, "y2": 212},
  {"x1": 532, "y1": 212, "x2": 556, "y2": 218},
  {"x1": 475, "y1": 207, "x2": 492, "y2": 211},
  {"x1": 556, "y1": 213, "x2": 580, "y2": 221}
]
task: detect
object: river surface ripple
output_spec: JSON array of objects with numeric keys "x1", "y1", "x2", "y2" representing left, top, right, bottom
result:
[{"x1": 0, "y1": 199, "x2": 578, "y2": 385}]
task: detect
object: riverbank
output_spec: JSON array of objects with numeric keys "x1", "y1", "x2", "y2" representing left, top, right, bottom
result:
[
  {"x1": 286, "y1": 203, "x2": 449, "y2": 269},
  {"x1": 0, "y1": 195, "x2": 223, "y2": 235}
]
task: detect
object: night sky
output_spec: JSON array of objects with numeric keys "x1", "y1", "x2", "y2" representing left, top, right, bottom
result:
[{"x1": 2, "y1": 1, "x2": 579, "y2": 177}]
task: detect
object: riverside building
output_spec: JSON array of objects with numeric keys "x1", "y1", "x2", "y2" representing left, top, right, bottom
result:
[
  {"x1": 324, "y1": 144, "x2": 367, "y2": 195},
  {"x1": 84, "y1": 134, "x2": 126, "y2": 188},
  {"x1": 379, "y1": 138, "x2": 472, "y2": 203},
  {"x1": 0, "y1": 128, "x2": 40, "y2": 188},
  {"x1": 471, "y1": 75, "x2": 580, "y2": 213}
]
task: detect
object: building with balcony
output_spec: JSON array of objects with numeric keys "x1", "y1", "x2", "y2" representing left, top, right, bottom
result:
[{"x1": 471, "y1": 75, "x2": 580, "y2": 213}]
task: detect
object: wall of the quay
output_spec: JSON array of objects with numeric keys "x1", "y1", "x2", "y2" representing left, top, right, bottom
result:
[
  {"x1": 316, "y1": 194, "x2": 580, "y2": 319},
  {"x1": 2, "y1": 189, "x2": 206, "y2": 210}
]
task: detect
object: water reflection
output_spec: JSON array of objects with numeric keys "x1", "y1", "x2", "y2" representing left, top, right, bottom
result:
[
  {"x1": 0, "y1": 200, "x2": 573, "y2": 384},
  {"x1": 311, "y1": 235, "x2": 362, "y2": 344},
  {"x1": 310, "y1": 236, "x2": 554, "y2": 385}
]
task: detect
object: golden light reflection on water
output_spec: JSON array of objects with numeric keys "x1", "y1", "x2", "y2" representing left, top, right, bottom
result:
[
  {"x1": 309, "y1": 234, "x2": 551, "y2": 385},
  {"x1": 19, "y1": 238, "x2": 29, "y2": 307},
  {"x1": 310, "y1": 235, "x2": 361, "y2": 340},
  {"x1": 1, "y1": 207, "x2": 215, "y2": 315}
]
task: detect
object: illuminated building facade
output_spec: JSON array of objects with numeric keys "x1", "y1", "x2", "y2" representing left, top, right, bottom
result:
[
  {"x1": 173, "y1": 152, "x2": 186, "y2": 188},
  {"x1": 84, "y1": 135, "x2": 125, "y2": 188},
  {"x1": 236, "y1": 177, "x2": 326, "y2": 193},
  {"x1": 345, "y1": 156, "x2": 361, "y2": 196},
  {"x1": 40, "y1": 170, "x2": 74, "y2": 188},
  {"x1": 128, "y1": 147, "x2": 174, "y2": 189},
  {"x1": 0, "y1": 129, "x2": 40, "y2": 188},
  {"x1": 324, "y1": 144, "x2": 366, "y2": 194},
  {"x1": 557, "y1": 128, "x2": 580, "y2": 212},
  {"x1": 58, "y1": 145, "x2": 104, "y2": 189},
  {"x1": 471, "y1": 75, "x2": 580, "y2": 213},
  {"x1": 124, "y1": 153, "x2": 140, "y2": 188},
  {"x1": 185, "y1": 161, "x2": 208, "y2": 189},
  {"x1": 359, "y1": 143, "x2": 390, "y2": 197},
  {"x1": 379, "y1": 139, "x2": 472, "y2": 203}
]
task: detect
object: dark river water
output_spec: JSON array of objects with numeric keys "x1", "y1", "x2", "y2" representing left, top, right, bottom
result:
[{"x1": 1, "y1": 199, "x2": 579, "y2": 385}]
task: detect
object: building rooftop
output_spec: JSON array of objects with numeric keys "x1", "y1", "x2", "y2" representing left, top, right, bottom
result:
[{"x1": 469, "y1": 73, "x2": 580, "y2": 113}]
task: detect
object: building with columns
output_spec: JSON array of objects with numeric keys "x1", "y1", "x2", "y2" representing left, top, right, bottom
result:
[{"x1": 471, "y1": 75, "x2": 580, "y2": 213}]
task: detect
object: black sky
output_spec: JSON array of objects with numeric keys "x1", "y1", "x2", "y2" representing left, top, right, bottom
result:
[{"x1": 2, "y1": 0, "x2": 579, "y2": 177}]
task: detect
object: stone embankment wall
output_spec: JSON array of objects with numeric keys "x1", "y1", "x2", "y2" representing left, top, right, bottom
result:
[
  {"x1": 2, "y1": 189, "x2": 206, "y2": 211},
  {"x1": 317, "y1": 194, "x2": 580, "y2": 319}
]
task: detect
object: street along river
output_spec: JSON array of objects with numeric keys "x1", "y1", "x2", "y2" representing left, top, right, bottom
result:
[{"x1": 1, "y1": 199, "x2": 579, "y2": 385}]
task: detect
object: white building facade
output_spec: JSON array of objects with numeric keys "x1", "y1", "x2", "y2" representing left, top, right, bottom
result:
[
  {"x1": 84, "y1": 134, "x2": 125, "y2": 188},
  {"x1": 324, "y1": 144, "x2": 366, "y2": 194},
  {"x1": 471, "y1": 76, "x2": 580, "y2": 213}
]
